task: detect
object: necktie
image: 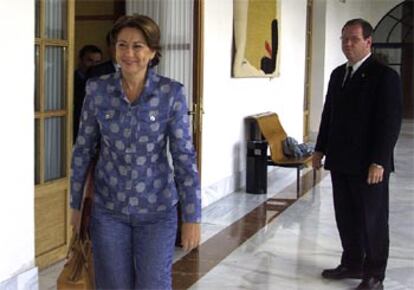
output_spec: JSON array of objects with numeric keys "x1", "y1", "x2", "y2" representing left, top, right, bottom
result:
[{"x1": 342, "y1": 66, "x2": 353, "y2": 88}]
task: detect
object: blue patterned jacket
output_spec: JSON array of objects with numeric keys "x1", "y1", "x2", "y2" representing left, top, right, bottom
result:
[{"x1": 70, "y1": 68, "x2": 201, "y2": 223}]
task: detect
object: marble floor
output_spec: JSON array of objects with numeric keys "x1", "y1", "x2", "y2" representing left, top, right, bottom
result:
[{"x1": 39, "y1": 120, "x2": 414, "y2": 290}]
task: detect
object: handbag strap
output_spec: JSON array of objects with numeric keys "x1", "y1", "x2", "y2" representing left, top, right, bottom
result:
[
  {"x1": 65, "y1": 228, "x2": 92, "y2": 262},
  {"x1": 79, "y1": 197, "x2": 93, "y2": 240}
]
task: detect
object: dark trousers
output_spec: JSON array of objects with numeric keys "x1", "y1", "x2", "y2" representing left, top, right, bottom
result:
[{"x1": 331, "y1": 171, "x2": 390, "y2": 280}]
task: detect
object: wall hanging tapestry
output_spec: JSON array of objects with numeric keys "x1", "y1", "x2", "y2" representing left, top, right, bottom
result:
[{"x1": 233, "y1": 0, "x2": 281, "y2": 78}]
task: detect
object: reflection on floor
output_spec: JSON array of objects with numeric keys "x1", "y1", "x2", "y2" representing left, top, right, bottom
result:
[{"x1": 39, "y1": 120, "x2": 414, "y2": 290}]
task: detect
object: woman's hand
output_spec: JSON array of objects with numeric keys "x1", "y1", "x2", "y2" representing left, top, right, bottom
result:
[
  {"x1": 70, "y1": 164, "x2": 94, "y2": 234},
  {"x1": 181, "y1": 222, "x2": 200, "y2": 251},
  {"x1": 71, "y1": 209, "x2": 81, "y2": 234}
]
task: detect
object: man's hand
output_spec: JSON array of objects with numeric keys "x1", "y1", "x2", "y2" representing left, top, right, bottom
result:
[
  {"x1": 181, "y1": 222, "x2": 200, "y2": 252},
  {"x1": 367, "y1": 163, "x2": 384, "y2": 184},
  {"x1": 312, "y1": 151, "x2": 324, "y2": 169}
]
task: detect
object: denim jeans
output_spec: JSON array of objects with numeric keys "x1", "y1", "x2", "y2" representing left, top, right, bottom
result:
[{"x1": 90, "y1": 204, "x2": 178, "y2": 290}]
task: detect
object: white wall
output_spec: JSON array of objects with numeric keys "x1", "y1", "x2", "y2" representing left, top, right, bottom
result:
[
  {"x1": 0, "y1": 0, "x2": 37, "y2": 289},
  {"x1": 309, "y1": 0, "x2": 404, "y2": 137},
  {"x1": 201, "y1": 0, "x2": 308, "y2": 206},
  {"x1": 324, "y1": 0, "x2": 403, "y2": 90}
]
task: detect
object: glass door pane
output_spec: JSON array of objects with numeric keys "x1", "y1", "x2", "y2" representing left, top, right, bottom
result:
[
  {"x1": 35, "y1": 119, "x2": 41, "y2": 184},
  {"x1": 35, "y1": 45, "x2": 40, "y2": 111},
  {"x1": 44, "y1": 46, "x2": 66, "y2": 111},
  {"x1": 45, "y1": 0, "x2": 67, "y2": 40},
  {"x1": 35, "y1": 0, "x2": 41, "y2": 37},
  {"x1": 44, "y1": 117, "x2": 66, "y2": 182}
]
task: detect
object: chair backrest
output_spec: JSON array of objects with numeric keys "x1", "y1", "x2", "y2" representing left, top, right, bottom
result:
[{"x1": 254, "y1": 112, "x2": 287, "y2": 163}]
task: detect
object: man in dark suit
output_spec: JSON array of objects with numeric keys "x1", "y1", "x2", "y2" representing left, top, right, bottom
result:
[
  {"x1": 74, "y1": 35, "x2": 118, "y2": 142},
  {"x1": 74, "y1": 45, "x2": 102, "y2": 140},
  {"x1": 87, "y1": 32, "x2": 118, "y2": 79},
  {"x1": 312, "y1": 19, "x2": 402, "y2": 290}
]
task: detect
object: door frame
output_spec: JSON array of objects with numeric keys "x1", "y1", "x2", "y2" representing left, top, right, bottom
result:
[
  {"x1": 303, "y1": 0, "x2": 313, "y2": 142},
  {"x1": 192, "y1": 0, "x2": 204, "y2": 173}
]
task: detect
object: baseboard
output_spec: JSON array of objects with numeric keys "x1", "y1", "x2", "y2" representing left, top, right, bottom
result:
[
  {"x1": 201, "y1": 167, "x2": 289, "y2": 208},
  {"x1": 0, "y1": 267, "x2": 38, "y2": 290},
  {"x1": 202, "y1": 170, "x2": 244, "y2": 208}
]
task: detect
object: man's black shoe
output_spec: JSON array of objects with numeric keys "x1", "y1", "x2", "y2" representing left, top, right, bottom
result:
[
  {"x1": 321, "y1": 265, "x2": 363, "y2": 280},
  {"x1": 356, "y1": 277, "x2": 383, "y2": 290}
]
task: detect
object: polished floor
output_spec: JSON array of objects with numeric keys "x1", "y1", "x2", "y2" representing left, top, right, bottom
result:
[{"x1": 40, "y1": 120, "x2": 414, "y2": 290}]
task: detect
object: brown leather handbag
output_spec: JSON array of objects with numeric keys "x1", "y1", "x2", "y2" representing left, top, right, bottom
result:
[{"x1": 57, "y1": 197, "x2": 95, "y2": 290}]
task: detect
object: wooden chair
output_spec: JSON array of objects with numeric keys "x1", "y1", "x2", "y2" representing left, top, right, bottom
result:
[{"x1": 249, "y1": 112, "x2": 315, "y2": 198}]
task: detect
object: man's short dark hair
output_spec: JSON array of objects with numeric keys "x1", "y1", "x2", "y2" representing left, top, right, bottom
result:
[
  {"x1": 79, "y1": 45, "x2": 102, "y2": 59},
  {"x1": 342, "y1": 18, "x2": 373, "y2": 39}
]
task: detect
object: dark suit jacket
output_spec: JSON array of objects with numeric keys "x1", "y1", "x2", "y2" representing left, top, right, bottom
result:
[
  {"x1": 74, "y1": 70, "x2": 87, "y2": 140},
  {"x1": 74, "y1": 61, "x2": 117, "y2": 140},
  {"x1": 315, "y1": 55, "x2": 403, "y2": 175},
  {"x1": 86, "y1": 60, "x2": 116, "y2": 79}
]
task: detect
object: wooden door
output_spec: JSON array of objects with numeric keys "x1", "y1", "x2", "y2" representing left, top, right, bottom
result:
[
  {"x1": 303, "y1": 0, "x2": 313, "y2": 141},
  {"x1": 192, "y1": 0, "x2": 204, "y2": 171},
  {"x1": 35, "y1": 0, "x2": 74, "y2": 269},
  {"x1": 126, "y1": 0, "x2": 204, "y2": 171}
]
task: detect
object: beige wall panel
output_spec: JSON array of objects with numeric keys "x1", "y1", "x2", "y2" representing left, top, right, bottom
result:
[
  {"x1": 35, "y1": 184, "x2": 67, "y2": 257},
  {"x1": 76, "y1": 0, "x2": 114, "y2": 16},
  {"x1": 75, "y1": 20, "x2": 114, "y2": 62},
  {"x1": 36, "y1": 246, "x2": 68, "y2": 270}
]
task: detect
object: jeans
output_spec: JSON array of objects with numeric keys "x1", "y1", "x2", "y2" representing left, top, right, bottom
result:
[{"x1": 90, "y1": 204, "x2": 178, "y2": 290}]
